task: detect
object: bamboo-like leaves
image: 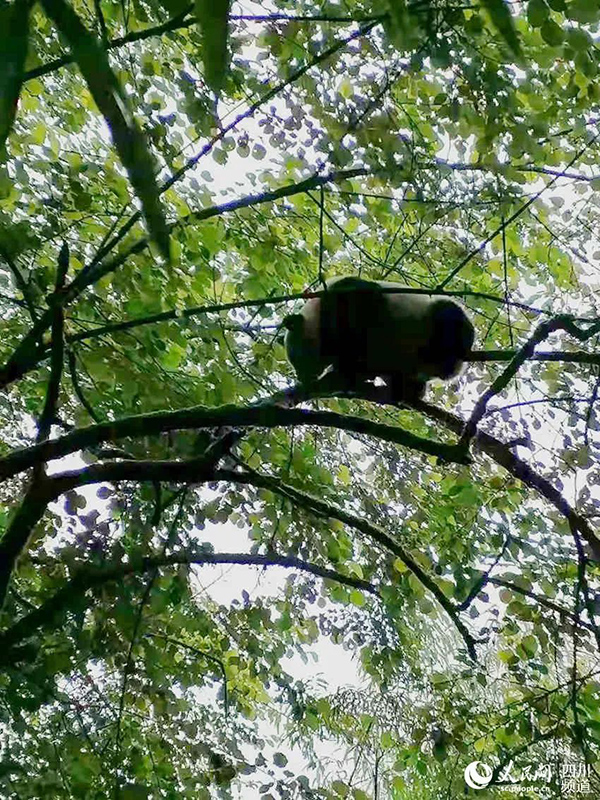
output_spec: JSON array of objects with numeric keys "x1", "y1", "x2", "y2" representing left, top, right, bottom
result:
[
  {"x1": 0, "y1": 0, "x2": 31, "y2": 151},
  {"x1": 195, "y1": 0, "x2": 232, "y2": 96},
  {"x1": 39, "y1": 0, "x2": 170, "y2": 259},
  {"x1": 480, "y1": 0, "x2": 523, "y2": 57}
]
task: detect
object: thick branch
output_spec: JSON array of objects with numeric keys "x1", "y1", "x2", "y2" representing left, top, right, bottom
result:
[
  {"x1": 52, "y1": 460, "x2": 477, "y2": 658},
  {"x1": 0, "y1": 551, "x2": 377, "y2": 655},
  {"x1": 1, "y1": 389, "x2": 596, "y2": 657},
  {"x1": 0, "y1": 458, "x2": 477, "y2": 660},
  {"x1": 0, "y1": 404, "x2": 463, "y2": 607},
  {"x1": 36, "y1": 244, "x2": 68, "y2": 445},
  {"x1": 0, "y1": 402, "x2": 467, "y2": 484},
  {"x1": 0, "y1": 481, "x2": 55, "y2": 608}
]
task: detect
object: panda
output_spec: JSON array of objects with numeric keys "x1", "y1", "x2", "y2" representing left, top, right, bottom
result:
[{"x1": 283, "y1": 276, "x2": 474, "y2": 402}]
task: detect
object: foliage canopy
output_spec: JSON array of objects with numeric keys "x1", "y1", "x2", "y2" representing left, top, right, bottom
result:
[{"x1": 2, "y1": 0, "x2": 600, "y2": 797}]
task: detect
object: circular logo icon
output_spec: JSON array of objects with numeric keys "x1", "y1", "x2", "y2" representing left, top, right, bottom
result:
[{"x1": 464, "y1": 760, "x2": 493, "y2": 790}]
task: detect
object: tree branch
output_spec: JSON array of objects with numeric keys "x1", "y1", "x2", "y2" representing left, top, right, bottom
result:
[
  {"x1": 0, "y1": 455, "x2": 478, "y2": 661},
  {"x1": 471, "y1": 349, "x2": 600, "y2": 367},
  {"x1": 437, "y1": 136, "x2": 600, "y2": 289},
  {"x1": 0, "y1": 245, "x2": 38, "y2": 321},
  {"x1": 36, "y1": 243, "x2": 68, "y2": 446},
  {"x1": 24, "y1": 10, "x2": 384, "y2": 83},
  {"x1": 0, "y1": 168, "x2": 369, "y2": 394},
  {"x1": 145, "y1": 631, "x2": 230, "y2": 717},
  {"x1": 82, "y1": 167, "x2": 370, "y2": 288},
  {"x1": 51, "y1": 459, "x2": 478, "y2": 658},
  {"x1": 414, "y1": 398, "x2": 600, "y2": 560},
  {"x1": 489, "y1": 578, "x2": 596, "y2": 633},
  {"x1": 218, "y1": 465, "x2": 479, "y2": 660},
  {"x1": 460, "y1": 315, "x2": 600, "y2": 450},
  {"x1": 0, "y1": 401, "x2": 468, "y2": 484},
  {"x1": 3, "y1": 16, "x2": 382, "y2": 393},
  {"x1": 0, "y1": 480, "x2": 55, "y2": 609},
  {"x1": 25, "y1": 7, "x2": 195, "y2": 81},
  {"x1": 83, "y1": 20, "x2": 379, "y2": 276},
  {"x1": 0, "y1": 550, "x2": 377, "y2": 656}
]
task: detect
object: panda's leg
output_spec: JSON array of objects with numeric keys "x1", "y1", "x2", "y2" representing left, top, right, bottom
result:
[
  {"x1": 385, "y1": 372, "x2": 426, "y2": 405},
  {"x1": 319, "y1": 278, "x2": 385, "y2": 394}
]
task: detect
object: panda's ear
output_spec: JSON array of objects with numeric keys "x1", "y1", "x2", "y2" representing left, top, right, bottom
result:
[{"x1": 282, "y1": 314, "x2": 304, "y2": 332}]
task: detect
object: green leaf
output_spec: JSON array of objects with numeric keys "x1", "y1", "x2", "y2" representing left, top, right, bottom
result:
[
  {"x1": 540, "y1": 18, "x2": 565, "y2": 45},
  {"x1": 39, "y1": 0, "x2": 170, "y2": 259},
  {"x1": 121, "y1": 785, "x2": 150, "y2": 800},
  {"x1": 521, "y1": 634, "x2": 538, "y2": 657},
  {"x1": 481, "y1": 0, "x2": 522, "y2": 56},
  {"x1": 349, "y1": 589, "x2": 366, "y2": 607},
  {"x1": 337, "y1": 464, "x2": 351, "y2": 485},
  {"x1": 566, "y1": 27, "x2": 591, "y2": 51},
  {"x1": 162, "y1": 342, "x2": 186, "y2": 369},
  {"x1": 0, "y1": 0, "x2": 31, "y2": 150},
  {"x1": 380, "y1": 731, "x2": 395, "y2": 748},
  {"x1": 331, "y1": 780, "x2": 350, "y2": 796},
  {"x1": 393, "y1": 557, "x2": 409, "y2": 574},
  {"x1": 527, "y1": 0, "x2": 549, "y2": 28},
  {"x1": 567, "y1": 0, "x2": 600, "y2": 23},
  {"x1": 195, "y1": 0, "x2": 232, "y2": 96}
]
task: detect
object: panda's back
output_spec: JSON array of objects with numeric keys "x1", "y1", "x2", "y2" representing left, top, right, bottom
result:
[
  {"x1": 355, "y1": 282, "x2": 433, "y2": 375},
  {"x1": 296, "y1": 277, "x2": 439, "y2": 380}
]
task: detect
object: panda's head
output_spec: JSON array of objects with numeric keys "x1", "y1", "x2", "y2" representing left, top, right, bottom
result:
[{"x1": 283, "y1": 312, "x2": 322, "y2": 385}]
